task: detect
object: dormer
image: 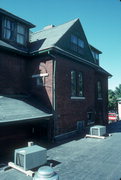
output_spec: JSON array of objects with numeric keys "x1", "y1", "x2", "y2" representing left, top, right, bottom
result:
[
  {"x1": 0, "y1": 8, "x2": 35, "y2": 48},
  {"x1": 90, "y1": 45, "x2": 102, "y2": 65}
]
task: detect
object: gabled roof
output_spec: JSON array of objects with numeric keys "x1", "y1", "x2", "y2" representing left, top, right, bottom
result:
[
  {"x1": 30, "y1": 19, "x2": 78, "y2": 53},
  {"x1": 90, "y1": 44, "x2": 102, "y2": 54},
  {"x1": 0, "y1": 8, "x2": 35, "y2": 28},
  {"x1": 0, "y1": 95, "x2": 52, "y2": 124}
]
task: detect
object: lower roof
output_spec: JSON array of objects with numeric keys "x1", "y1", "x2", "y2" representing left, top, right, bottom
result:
[{"x1": 0, "y1": 95, "x2": 53, "y2": 124}]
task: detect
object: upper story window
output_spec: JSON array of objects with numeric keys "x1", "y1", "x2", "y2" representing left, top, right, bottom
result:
[
  {"x1": 17, "y1": 23, "x2": 26, "y2": 45},
  {"x1": 92, "y1": 51, "x2": 99, "y2": 60},
  {"x1": 3, "y1": 18, "x2": 14, "y2": 40},
  {"x1": 71, "y1": 35, "x2": 84, "y2": 54},
  {"x1": 3, "y1": 17, "x2": 27, "y2": 45},
  {"x1": 97, "y1": 81, "x2": 102, "y2": 99},
  {"x1": 71, "y1": 70, "x2": 84, "y2": 99}
]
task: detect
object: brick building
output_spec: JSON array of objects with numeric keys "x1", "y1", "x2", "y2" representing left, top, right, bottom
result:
[{"x1": 0, "y1": 8, "x2": 111, "y2": 151}]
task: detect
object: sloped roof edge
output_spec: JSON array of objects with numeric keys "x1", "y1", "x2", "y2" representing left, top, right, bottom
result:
[
  {"x1": 52, "y1": 46, "x2": 112, "y2": 77},
  {"x1": 0, "y1": 8, "x2": 35, "y2": 28}
]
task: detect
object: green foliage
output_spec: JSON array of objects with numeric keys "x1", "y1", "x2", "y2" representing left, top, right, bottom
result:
[
  {"x1": 115, "y1": 84, "x2": 121, "y2": 98},
  {"x1": 108, "y1": 84, "x2": 121, "y2": 112}
]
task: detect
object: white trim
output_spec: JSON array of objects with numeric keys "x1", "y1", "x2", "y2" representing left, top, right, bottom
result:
[
  {"x1": 71, "y1": 96, "x2": 85, "y2": 100},
  {"x1": 32, "y1": 73, "x2": 48, "y2": 78}
]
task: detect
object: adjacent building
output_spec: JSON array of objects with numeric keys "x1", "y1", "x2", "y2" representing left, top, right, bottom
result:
[{"x1": 0, "y1": 8, "x2": 111, "y2": 152}]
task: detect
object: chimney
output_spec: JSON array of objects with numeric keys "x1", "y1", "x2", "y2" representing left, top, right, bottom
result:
[{"x1": 43, "y1": 24, "x2": 55, "y2": 30}]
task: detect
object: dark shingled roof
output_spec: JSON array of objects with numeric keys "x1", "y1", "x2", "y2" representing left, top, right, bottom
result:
[{"x1": 0, "y1": 95, "x2": 52, "y2": 124}]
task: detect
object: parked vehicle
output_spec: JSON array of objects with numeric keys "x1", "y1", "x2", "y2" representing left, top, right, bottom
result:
[{"x1": 108, "y1": 112, "x2": 118, "y2": 123}]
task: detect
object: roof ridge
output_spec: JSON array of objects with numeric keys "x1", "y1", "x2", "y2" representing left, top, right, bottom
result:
[{"x1": 32, "y1": 18, "x2": 79, "y2": 34}]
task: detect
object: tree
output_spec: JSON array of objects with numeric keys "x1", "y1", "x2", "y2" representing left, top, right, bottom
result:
[
  {"x1": 115, "y1": 84, "x2": 121, "y2": 99},
  {"x1": 108, "y1": 89, "x2": 117, "y2": 112},
  {"x1": 108, "y1": 84, "x2": 121, "y2": 112}
]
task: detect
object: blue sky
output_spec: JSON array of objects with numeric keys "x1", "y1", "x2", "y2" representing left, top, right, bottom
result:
[{"x1": 1, "y1": 0, "x2": 121, "y2": 90}]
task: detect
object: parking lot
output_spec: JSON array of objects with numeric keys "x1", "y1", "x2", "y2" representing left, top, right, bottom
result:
[{"x1": 1, "y1": 121, "x2": 121, "y2": 180}]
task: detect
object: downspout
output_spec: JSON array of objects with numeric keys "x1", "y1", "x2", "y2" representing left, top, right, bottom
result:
[{"x1": 48, "y1": 51, "x2": 56, "y2": 141}]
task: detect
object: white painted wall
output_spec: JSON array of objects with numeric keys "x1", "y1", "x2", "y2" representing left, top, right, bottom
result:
[{"x1": 118, "y1": 101, "x2": 121, "y2": 120}]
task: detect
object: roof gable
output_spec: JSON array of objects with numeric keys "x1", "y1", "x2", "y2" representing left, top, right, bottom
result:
[
  {"x1": 30, "y1": 19, "x2": 78, "y2": 53},
  {"x1": 55, "y1": 19, "x2": 94, "y2": 63},
  {"x1": 30, "y1": 18, "x2": 95, "y2": 63}
]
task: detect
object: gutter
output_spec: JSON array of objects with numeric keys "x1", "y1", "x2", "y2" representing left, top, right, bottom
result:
[
  {"x1": 52, "y1": 46, "x2": 112, "y2": 77},
  {"x1": 1, "y1": 40, "x2": 111, "y2": 78}
]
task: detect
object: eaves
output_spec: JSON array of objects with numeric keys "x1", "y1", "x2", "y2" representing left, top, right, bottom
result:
[
  {"x1": 29, "y1": 46, "x2": 112, "y2": 77},
  {"x1": 0, "y1": 44, "x2": 29, "y2": 56},
  {"x1": 1, "y1": 43, "x2": 112, "y2": 78},
  {"x1": 51, "y1": 46, "x2": 112, "y2": 77}
]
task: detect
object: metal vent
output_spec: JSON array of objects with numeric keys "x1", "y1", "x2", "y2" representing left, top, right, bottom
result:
[
  {"x1": 14, "y1": 145, "x2": 47, "y2": 171},
  {"x1": 90, "y1": 125, "x2": 106, "y2": 136},
  {"x1": 91, "y1": 128, "x2": 99, "y2": 136}
]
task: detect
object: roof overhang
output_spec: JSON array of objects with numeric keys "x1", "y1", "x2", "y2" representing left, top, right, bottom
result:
[
  {"x1": 0, "y1": 96, "x2": 53, "y2": 124},
  {"x1": 0, "y1": 8, "x2": 35, "y2": 28},
  {"x1": 29, "y1": 45, "x2": 112, "y2": 77}
]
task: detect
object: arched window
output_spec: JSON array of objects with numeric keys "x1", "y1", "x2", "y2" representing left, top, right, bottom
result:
[{"x1": 97, "y1": 81, "x2": 102, "y2": 99}]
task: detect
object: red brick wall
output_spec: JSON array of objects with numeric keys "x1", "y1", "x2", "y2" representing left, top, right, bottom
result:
[
  {"x1": 0, "y1": 51, "x2": 27, "y2": 94},
  {"x1": 54, "y1": 55, "x2": 108, "y2": 135},
  {"x1": 27, "y1": 55, "x2": 53, "y2": 109},
  {"x1": 95, "y1": 72, "x2": 108, "y2": 124}
]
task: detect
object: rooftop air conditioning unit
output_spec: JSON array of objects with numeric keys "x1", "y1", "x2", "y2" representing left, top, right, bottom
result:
[
  {"x1": 90, "y1": 125, "x2": 106, "y2": 136},
  {"x1": 14, "y1": 145, "x2": 47, "y2": 171}
]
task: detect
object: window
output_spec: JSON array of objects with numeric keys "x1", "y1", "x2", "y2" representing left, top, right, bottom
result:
[
  {"x1": 32, "y1": 73, "x2": 48, "y2": 87},
  {"x1": 78, "y1": 39, "x2": 84, "y2": 48},
  {"x1": 78, "y1": 72, "x2": 83, "y2": 96},
  {"x1": 92, "y1": 51, "x2": 99, "y2": 60},
  {"x1": 17, "y1": 24, "x2": 26, "y2": 45},
  {"x1": 3, "y1": 18, "x2": 14, "y2": 40},
  {"x1": 71, "y1": 71, "x2": 84, "y2": 98},
  {"x1": 3, "y1": 17, "x2": 27, "y2": 45},
  {"x1": 71, "y1": 71, "x2": 76, "y2": 96},
  {"x1": 95, "y1": 53, "x2": 99, "y2": 60},
  {"x1": 87, "y1": 112, "x2": 95, "y2": 125},
  {"x1": 71, "y1": 35, "x2": 78, "y2": 52},
  {"x1": 71, "y1": 34, "x2": 84, "y2": 54},
  {"x1": 97, "y1": 81, "x2": 102, "y2": 99}
]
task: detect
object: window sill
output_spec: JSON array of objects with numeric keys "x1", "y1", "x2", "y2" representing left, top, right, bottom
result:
[{"x1": 71, "y1": 96, "x2": 85, "y2": 100}]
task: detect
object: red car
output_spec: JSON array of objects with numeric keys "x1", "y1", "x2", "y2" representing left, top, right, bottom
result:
[{"x1": 108, "y1": 113, "x2": 118, "y2": 123}]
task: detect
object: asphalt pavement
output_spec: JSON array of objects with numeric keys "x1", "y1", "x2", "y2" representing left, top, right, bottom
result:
[{"x1": 1, "y1": 121, "x2": 121, "y2": 180}]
